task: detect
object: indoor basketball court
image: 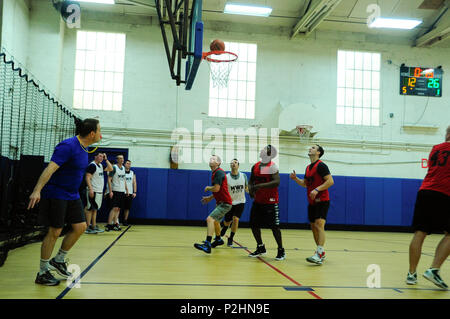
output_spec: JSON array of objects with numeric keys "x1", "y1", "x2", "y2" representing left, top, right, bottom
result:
[{"x1": 0, "y1": 0, "x2": 449, "y2": 303}]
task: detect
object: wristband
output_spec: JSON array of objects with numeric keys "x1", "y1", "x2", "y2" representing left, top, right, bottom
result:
[{"x1": 314, "y1": 188, "x2": 319, "y2": 192}]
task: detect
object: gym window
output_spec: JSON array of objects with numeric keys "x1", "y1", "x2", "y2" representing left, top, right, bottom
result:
[
  {"x1": 336, "y1": 50, "x2": 380, "y2": 126},
  {"x1": 208, "y1": 42, "x2": 257, "y2": 119},
  {"x1": 73, "y1": 31, "x2": 126, "y2": 111}
]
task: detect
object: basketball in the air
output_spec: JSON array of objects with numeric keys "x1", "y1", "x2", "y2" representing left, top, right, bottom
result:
[{"x1": 210, "y1": 39, "x2": 225, "y2": 52}]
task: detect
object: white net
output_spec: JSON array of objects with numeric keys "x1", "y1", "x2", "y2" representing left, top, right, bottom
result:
[
  {"x1": 205, "y1": 52, "x2": 237, "y2": 88},
  {"x1": 296, "y1": 125, "x2": 313, "y2": 139}
]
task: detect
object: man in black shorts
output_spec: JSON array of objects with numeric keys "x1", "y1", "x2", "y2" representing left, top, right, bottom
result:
[
  {"x1": 84, "y1": 152, "x2": 113, "y2": 234},
  {"x1": 123, "y1": 160, "x2": 137, "y2": 226},
  {"x1": 220, "y1": 159, "x2": 248, "y2": 246},
  {"x1": 290, "y1": 144, "x2": 334, "y2": 265},
  {"x1": 248, "y1": 145, "x2": 285, "y2": 261},
  {"x1": 106, "y1": 155, "x2": 128, "y2": 231},
  {"x1": 28, "y1": 118, "x2": 102, "y2": 286},
  {"x1": 406, "y1": 126, "x2": 450, "y2": 289}
]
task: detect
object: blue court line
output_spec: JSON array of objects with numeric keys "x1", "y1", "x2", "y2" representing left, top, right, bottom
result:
[
  {"x1": 55, "y1": 226, "x2": 131, "y2": 299},
  {"x1": 282, "y1": 287, "x2": 315, "y2": 291},
  {"x1": 78, "y1": 281, "x2": 447, "y2": 292}
]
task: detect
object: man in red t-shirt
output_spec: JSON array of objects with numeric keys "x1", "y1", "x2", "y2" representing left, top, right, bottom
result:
[
  {"x1": 194, "y1": 155, "x2": 232, "y2": 254},
  {"x1": 290, "y1": 144, "x2": 334, "y2": 265},
  {"x1": 407, "y1": 126, "x2": 450, "y2": 289},
  {"x1": 248, "y1": 145, "x2": 285, "y2": 260}
]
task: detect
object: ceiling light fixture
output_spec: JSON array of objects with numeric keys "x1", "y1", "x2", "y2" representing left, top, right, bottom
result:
[
  {"x1": 77, "y1": 0, "x2": 115, "y2": 4},
  {"x1": 224, "y1": 3, "x2": 272, "y2": 17},
  {"x1": 369, "y1": 17, "x2": 422, "y2": 30}
]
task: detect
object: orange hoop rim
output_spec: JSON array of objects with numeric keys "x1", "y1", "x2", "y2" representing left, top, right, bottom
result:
[{"x1": 202, "y1": 51, "x2": 238, "y2": 63}]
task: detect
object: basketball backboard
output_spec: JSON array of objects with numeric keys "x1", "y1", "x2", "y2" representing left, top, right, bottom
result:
[{"x1": 154, "y1": 0, "x2": 203, "y2": 90}]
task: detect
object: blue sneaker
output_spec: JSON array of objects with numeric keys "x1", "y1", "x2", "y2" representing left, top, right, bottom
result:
[{"x1": 194, "y1": 241, "x2": 211, "y2": 254}]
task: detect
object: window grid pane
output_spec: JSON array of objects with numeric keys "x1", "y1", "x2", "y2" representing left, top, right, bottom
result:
[
  {"x1": 208, "y1": 42, "x2": 256, "y2": 119},
  {"x1": 336, "y1": 50, "x2": 380, "y2": 126},
  {"x1": 74, "y1": 31, "x2": 125, "y2": 111}
]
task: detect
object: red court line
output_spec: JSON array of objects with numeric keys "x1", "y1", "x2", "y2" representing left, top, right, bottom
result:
[{"x1": 231, "y1": 238, "x2": 322, "y2": 300}]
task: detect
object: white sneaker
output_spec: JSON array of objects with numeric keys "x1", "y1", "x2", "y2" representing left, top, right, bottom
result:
[
  {"x1": 423, "y1": 268, "x2": 448, "y2": 289},
  {"x1": 306, "y1": 252, "x2": 324, "y2": 265}
]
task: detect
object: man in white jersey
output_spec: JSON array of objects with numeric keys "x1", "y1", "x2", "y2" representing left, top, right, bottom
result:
[
  {"x1": 85, "y1": 152, "x2": 113, "y2": 234},
  {"x1": 220, "y1": 159, "x2": 248, "y2": 246},
  {"x1": 106, "y1": 155, "x2": 128, "y2": 231},
  {"x1": 123, "y1": 160, "x2": 137, "y2": 226}
]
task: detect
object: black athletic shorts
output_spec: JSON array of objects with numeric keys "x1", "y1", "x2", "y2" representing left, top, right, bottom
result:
[
  {"x1": 308, "y1": 201, "x2": 330, "y2": 223},
  {"x1": 412, "y1": 189, "x2": 450, "y2": 234},
  {"x1": 123, "y1": 194, "x2": 134, "y2": 210},
  {"x1": 224, "y1": 203, "x2": 245, "y2": 222},
  {"x1": 38, "y1": 198, "x2": 85, "y2": 229},
  {"x1": 249, "y1": 202, "x2": 280, "y2": 228},
  {"x1": 111, "y1": 191, "x2": 125, "y2": 209}
]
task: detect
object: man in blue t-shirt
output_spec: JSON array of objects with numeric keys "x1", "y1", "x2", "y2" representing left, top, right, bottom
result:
[{"x1": 28, "y1": 118, "x2": 102, "y2": 286}]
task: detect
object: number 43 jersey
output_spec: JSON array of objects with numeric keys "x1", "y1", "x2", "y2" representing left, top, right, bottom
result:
[{"x1": 420, "y1": 142, "x2": 450, "y2": 196}]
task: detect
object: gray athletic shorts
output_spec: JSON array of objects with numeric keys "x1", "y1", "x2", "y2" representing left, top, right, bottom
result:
[{"x1": 209, "y1": 203, "x2": 232, "y2": 222}]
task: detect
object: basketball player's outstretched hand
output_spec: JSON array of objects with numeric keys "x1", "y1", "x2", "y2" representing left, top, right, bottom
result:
[
  {"x1": 290, "y1": 170, "x2": 297, "y2": 180},
  {"x1": 201, "y1": 196, "x2": 210, "y2": 205},
  {"x1": 28, "y1": 191, "x2": 40, "y2": 210}
]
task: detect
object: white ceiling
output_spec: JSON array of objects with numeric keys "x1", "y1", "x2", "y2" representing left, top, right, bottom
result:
[{"x1": 42, "y1": 0, "x2": 450, "y2": 47}]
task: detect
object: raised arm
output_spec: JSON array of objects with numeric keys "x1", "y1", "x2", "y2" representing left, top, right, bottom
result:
[
  {"x1": 103, "y1": 154, "x2": 113, "y2": 172},
  {"x1": 290, "y1": 170, "x2": 307, "y2": 188}
]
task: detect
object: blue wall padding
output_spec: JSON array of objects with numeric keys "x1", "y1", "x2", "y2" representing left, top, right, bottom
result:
[
  {"x1": 345, "y1": 177, "x2": 366, "y2": 225},
  {"x1": 327, "y1": 176, "x2": 346, "y2": 224},
  {"x1": 364, "y1": 178, "x2": 384, "y2": 225},
  {"x1": 401, "y1": 179, "x2": 422, "y2": 226},
  {"x1": 117, "y1": 168, "x2": 422, "y2": 227}
]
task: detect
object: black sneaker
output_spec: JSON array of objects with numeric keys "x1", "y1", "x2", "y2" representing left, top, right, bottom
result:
[
  {"x1": 122, "y1": 221, "x2": 129, "y2": 226},
  {"x1": 194, "y1": 241, "x2": 212, "y2": 254},
  {"x1": 211, "y1": 238, "x2": 224, "y2": 248},
  {"x1": 227, "y1": 238, "x2": 233, "y2": 247},
  {"x1": 35, "y1": 271, "x2": 60, "y2": 286},
  {"x1": 275, "y1": 248, "x2": 285, "y2": 261},
  {"x1": 48, "y1": 258, "x2": 72, "y2": 278},
  {"x1": 113, "y1": 223, "x2": 122, "y2": 231},
  {"x1": 105, "y1": 224, "x2": 113, "y2": 232},
  {"x1": 248, "y1": 244, "x2": 266, "y2": 257}
]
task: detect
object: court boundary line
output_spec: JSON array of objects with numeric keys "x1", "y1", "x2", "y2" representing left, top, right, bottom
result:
[
  {"x1": 77, "y1": 281, "x2": 447, "y2": 293},
  {"x1": 231, "y1": 238, "x2": 322, "y2": 299},
  {"x1": 55, "y1": 226, "x2": 131, "y2": 299}
]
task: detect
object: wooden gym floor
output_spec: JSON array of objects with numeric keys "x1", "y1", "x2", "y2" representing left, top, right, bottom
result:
[{"x1": 0, "y1": 225, "x2": 448, "y2": 299}]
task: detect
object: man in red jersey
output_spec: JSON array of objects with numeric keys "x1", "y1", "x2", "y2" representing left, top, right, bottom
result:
[
  {"x1": 248, "y1": 145, "x2": 285, "y2": 260},
  {"x1": 194, "y1": 155, "x2": 233, "y2": 254},
  {"x1": 290, "y1": 144, "x2": 334, "y2": 265},
  {"x1": 406, "y1": 126, "x2": 450, "y2": 289}
]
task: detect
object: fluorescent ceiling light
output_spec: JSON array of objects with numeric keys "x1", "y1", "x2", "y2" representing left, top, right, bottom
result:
[
  {"x1": 224, "y1": 3, "x2": 272, "y2": 17},
  {"x1": 369, "y1": 17, "x2": 422, "y2": 30},
  {"x1": 77, "y1": 0, "x2": 115, "y2": 4}
]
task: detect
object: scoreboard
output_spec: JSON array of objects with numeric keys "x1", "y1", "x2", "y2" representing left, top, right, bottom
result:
[{"x1": 400, "y1": 65, "x2": 442, "y2": 97}]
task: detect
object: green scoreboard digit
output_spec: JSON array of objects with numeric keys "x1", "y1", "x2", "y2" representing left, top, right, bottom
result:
[{"x1": 400, "y1": 65, "x2": 442, "y2": 97}]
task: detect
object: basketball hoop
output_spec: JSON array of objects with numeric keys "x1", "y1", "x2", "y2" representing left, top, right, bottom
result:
[
  {"x1": 296, "y1": 125, "x2": 313, "y2": 140},
  {"x1": 203, "y1": 51, "x2": 238, "y2": 88}
]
